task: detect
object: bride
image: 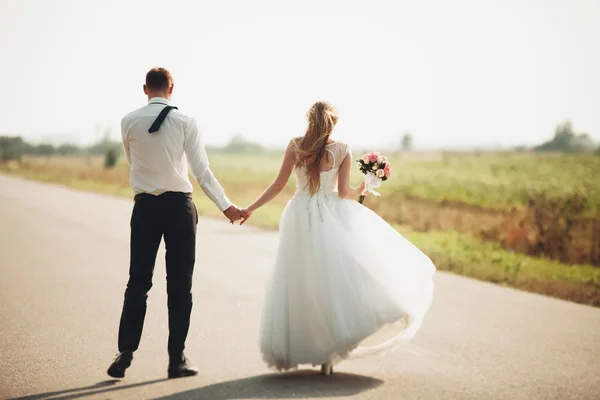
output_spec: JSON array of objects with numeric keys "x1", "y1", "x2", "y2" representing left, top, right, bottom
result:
[{"x1": 241, "y1": 101, "x2": 435, "y2": 375}]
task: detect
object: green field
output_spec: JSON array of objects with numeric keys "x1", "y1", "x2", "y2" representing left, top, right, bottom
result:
[
  {"x1": 207, "y1": 151, "x2": 600, "y2": 214},
  {"x1": 2, "y1": 151, "x2": 599, "y2": 306},
  {"x1": 387, "y1": 152, "x2": 600, "y2": 214}
]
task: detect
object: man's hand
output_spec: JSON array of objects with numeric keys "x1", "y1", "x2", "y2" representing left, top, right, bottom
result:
[{"x1": 223, "y1": 205, "x2": 246, "y2": 224}]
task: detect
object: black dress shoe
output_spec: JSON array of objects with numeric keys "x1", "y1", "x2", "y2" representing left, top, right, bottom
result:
[
  {"x1": 168, "y1": 354, "x2": 199, "y2": 379},
  {"x1": 107, "y1": 350, "x2": 133, "y2": 378}
]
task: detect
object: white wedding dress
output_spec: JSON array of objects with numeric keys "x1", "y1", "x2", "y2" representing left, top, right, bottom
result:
[{"x1": 260, "y1": 142, "x2": 435, "y2": 371}]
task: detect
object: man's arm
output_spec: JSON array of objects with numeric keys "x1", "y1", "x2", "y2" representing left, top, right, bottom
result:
[
  {"x1": 121, "y1": 117, "x2": 131, "y2": 165},
  {"x1": 183, "y1": 117, "x2": 239, "y2": 216}
]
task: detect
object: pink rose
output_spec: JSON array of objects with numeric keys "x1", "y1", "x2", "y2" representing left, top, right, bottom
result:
[
  {"x1": 384, "y1": 164, "x2": 392, "y2": 177},
  {"x1": 376, "y1": 169, "x2": 385, "y2": 178},
  {"x1": 361, "y1": 154, "x2": 370, "y2": 163},
  {"x1": 368, "y1": 153, "x2": 378, "y2": 163},
  {"x1": 382, "y1": 156, "x2": 388, "y2": 163}
]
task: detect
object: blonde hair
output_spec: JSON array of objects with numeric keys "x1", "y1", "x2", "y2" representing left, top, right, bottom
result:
[{"x1": 292, "y1": 101, "x2": 339, "y2": 195}]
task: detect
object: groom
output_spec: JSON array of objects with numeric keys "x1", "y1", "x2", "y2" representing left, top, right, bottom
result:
[{"x1": 107, "y1": 67, "x2": 246, "y2": 379}]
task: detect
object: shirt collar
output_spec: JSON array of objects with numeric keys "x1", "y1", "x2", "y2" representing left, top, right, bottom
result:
[{"x1": 148, "y1": 97, "x2": 171, "y2": 105}]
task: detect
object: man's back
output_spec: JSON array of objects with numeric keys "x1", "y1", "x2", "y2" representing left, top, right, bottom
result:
[{"x1": 121, "y1": 97, "x2": 193, "y2": 196}]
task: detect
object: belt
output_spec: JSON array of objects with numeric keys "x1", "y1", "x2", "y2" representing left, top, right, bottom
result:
[{"x1": 134, "y1": 192, "x2": 192, "y2": 202}]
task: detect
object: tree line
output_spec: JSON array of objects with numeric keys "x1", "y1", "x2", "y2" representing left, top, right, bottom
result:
[
  {"x1": 0, "y1": 135, "x2": 123, "y2": 167},
  {"x1": 0, "y1": 136, "x2": 124, "y2": 159},
  {"x1": 0, "y1": 133, "x2": 267, "y2": 168},
  {"x1": 2, "y1": 120, "x2": 598, "y2": 165}
]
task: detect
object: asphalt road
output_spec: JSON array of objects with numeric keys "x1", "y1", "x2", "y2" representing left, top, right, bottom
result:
[{"x1": 1, "y1": 174, "x2": 599, "y2": 400}]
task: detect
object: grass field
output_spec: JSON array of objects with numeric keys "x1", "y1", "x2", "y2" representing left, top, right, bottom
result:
[
  {"x1": 208, "y1": 151, "x2": 600, "y2": 214},
  {"x1": 2, "y1": 151, "x2": 599, "y2": 306}
]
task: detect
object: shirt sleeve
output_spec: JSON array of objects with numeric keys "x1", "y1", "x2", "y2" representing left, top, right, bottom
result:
[
  {"x1": 183, "y1": 117, "x2": 232, "y2": 211},
  {"x1": 121, "y1": 117, "x2": 131, "y2": 165}
]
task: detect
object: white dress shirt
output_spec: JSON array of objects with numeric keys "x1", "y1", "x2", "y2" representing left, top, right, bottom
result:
[{"x1": 121, "y1": 97, "x2": 232, "y2": 211}]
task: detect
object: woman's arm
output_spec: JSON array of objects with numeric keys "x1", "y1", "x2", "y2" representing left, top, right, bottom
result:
[
  {"x1": 337, "y1": 148, "x2": 365, "y2": 199},
  {"x1": 241, "y1": 144, "x2": 295, "y2": 224}
]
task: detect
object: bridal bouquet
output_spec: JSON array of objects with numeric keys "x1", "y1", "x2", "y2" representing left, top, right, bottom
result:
[{"x1": 357, "y1": 152, "x2": 392, "y2": 204}]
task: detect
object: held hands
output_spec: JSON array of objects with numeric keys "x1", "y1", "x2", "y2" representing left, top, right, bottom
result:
[
  {"x1": 223, "y1": 205, "x2": 254, "y2": 226},
  {"x1": 223, "y1": 205, "x2": 247, "y2": 224},
  {"x1": 240, "y1": 208, "x2": 254, "y2": 225}
]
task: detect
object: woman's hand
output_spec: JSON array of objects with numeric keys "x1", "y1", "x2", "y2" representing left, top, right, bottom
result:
[
  {"x1": 240, "y1": 208, "x2": 254, "y2": 225},
  {"x1": 356, "y1": 182, "x2": 366, "y2": 197}
]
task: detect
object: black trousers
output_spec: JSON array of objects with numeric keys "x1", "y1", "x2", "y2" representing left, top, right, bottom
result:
[{"x1": 117, "y1": 191, "x2": 198, "y2": 359}]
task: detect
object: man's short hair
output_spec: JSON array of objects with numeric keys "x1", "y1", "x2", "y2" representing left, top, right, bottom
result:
[{"x1": 145, "y1": 67, "x2": 173, "y2": 90}]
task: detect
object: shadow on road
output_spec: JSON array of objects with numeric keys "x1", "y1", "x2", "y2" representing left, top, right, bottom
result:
[
  {"x1": 155, "y1": 370, "x2": 384, "y2": 399},
  {"x1": 10, "y1": 378, "x2": 168, "y2": 400},
  {"x1": 8, "y1": 371, "x2": 381, "y2": 400}
]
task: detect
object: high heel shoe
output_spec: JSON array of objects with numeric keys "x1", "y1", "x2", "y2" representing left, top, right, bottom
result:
[{"x1": 320, "y1": 362, "x2": 333, "y2": 376}]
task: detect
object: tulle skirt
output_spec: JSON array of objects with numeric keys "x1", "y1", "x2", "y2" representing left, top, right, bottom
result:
[{"x1": 259, "y1": 192, "x2": 435, "y2": 371}]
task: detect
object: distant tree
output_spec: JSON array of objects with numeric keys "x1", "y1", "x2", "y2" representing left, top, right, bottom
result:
[
  {"x1": 0, "y1": 136, "x2": 27, "y2": 161},
  {"x1": 104, "y1": 147, "x2": 119, "y2": 168},
  {"x1": 21, "y1": 141, "x2": 36, "y2": 155},
  {"x1": 401, "y1": 133, "x2": 413, "y2": 152},
  {"x1": 534, "y1": 121, "x2": 596, "y2": 153},
  {"x1": 87, "y1": 128, "x2": 120, "y2": 156},
  {"x1": 35, "y1": 143, "x2": 56, "y2": 156},
  {"x1": 56, "y1": 144, "x2": 80, "y2": 156},
  {"x1": 223, "y1": 133, "x2": 264, "y2": 153}
]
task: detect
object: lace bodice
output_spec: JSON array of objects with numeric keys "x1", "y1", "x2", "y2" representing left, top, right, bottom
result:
[{"x1": 294, "y1": 141, "x2": 350, "y2": 195}]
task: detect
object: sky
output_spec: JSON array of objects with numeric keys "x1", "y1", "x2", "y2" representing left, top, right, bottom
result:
[{"x1": 0, "y1": 0, "x2": 599, "y2": 149}]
